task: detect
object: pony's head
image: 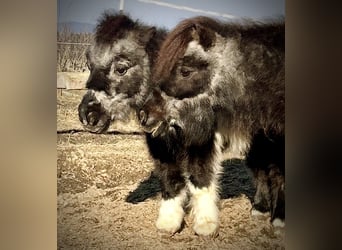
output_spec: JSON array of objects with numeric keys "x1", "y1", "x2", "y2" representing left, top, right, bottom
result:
[
  {"x1": 152, "y1": 16, "x2": 223, "y2": 99},
  {"x1": 78, "y1": 11, "x2": 166, "y2": 133}
]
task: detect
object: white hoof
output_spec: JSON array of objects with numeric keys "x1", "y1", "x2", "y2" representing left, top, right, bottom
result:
[
  {"x1": 156, "y1": 195, "x2": 186, "y2": 234},
  {"x1": 193, "y1": 218, "x2": 219, "y2": 237},
  {"x1": 156, "y1": 213, "x2": 183, "y2": 233}
]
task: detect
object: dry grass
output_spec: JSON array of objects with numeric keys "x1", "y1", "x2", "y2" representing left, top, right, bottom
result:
[{"x1": 57, "y1": 78, "x2": 284, "y2": 249}]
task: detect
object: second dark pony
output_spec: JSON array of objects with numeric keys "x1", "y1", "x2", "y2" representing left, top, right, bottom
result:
[{"x1": 140, "y1": 16, "x2": 285, "y2": 231}]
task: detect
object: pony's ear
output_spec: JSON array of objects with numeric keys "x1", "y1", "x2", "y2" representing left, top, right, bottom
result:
[
  {"x1": 137, "y1": 27, "x2": 156, "y2": 44},
  {"x1": 190, "y1": 25, "x2": 200, "y2": 42},
  {"x1": 190, "y1": 24, "x2": 215, "y2": 50}
]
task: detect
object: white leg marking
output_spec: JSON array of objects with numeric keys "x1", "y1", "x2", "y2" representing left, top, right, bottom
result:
[
  {"x1": 188, "y1": 183, "x2": 220, "y2": 236},
  {"x1": 156, "y1": 189, "x2": 187, "y2": 234},
  {"x1": 251, "y1": 208, "x2": 269, "y2": 217},
  {"x1": 188, "y1": 133, "x2": 223, "y2": 236},
  {"x1": 272, "y1": 218, "x2": 285, "y2": 228}
]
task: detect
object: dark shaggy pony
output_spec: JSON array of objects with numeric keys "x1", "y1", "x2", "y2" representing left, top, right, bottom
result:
[{"x1": 139, "y1": 16, "x2": 285, "y2": 233}]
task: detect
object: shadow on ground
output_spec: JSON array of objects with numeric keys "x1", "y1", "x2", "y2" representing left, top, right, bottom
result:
[{"x1": 125, "y1": 159, "x2": 256, "y2": 204}]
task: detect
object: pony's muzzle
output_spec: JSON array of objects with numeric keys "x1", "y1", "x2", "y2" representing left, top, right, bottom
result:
[{"x1": 78, "y1": 94, "x2": 111, "y2": 133}]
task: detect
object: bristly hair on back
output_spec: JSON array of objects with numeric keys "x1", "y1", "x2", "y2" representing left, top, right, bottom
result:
[{"x1": 95, "y1": 10, "x2": 136, "y2": 44}]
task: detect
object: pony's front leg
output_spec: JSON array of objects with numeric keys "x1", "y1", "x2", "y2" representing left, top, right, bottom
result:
[
  {"x1": 188, "y1": 179, "x2": 220, "y2": 237},
  {"x1": 156, "y1": 164, "x2": 187, "y2": 234},
  {"x1": 187, "y1": 133, "x2": 223, "y2": 237}
]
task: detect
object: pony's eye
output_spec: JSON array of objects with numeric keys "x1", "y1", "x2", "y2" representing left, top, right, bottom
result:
[
  {"x1": 115, "y1": 67, "x2": 128, "y2": 76},
  {"x1": 180, "y1": 68, "x2": 191, "y2": 77}
]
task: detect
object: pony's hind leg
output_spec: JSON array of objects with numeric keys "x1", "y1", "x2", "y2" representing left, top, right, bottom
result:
[
  {"x1": 269, "y1": 164, "x2": 285, "y2": 227},
  {"x1": 251, "y1": 169, "x2": 271, "y2": 216},
  {"x1": 156, "y1": 163, "x2": 187, "y2": 234}
]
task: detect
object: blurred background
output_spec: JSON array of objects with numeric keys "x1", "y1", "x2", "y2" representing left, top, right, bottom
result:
[
  {"x1": 58, "y1": 0, "x2": 285, "y2": 32},
  {"x1": 57, "y1": 0, "x2": 285, "y2": 73}
]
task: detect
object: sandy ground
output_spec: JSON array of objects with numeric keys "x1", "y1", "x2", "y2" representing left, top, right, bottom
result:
[{"x1": 57, "y1": 85, "x2": 285, "y2": 249}]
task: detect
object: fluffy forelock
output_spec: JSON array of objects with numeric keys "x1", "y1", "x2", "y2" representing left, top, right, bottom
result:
[
  {"x1": 95, "y1": 11, "x2": 136, "y2": 44},
  {"x1": 152, "y1": 16, "x2": 221, "y2": 84}
]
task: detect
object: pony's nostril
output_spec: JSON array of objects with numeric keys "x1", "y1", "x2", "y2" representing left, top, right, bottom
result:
[
  {"x1": 78, "y1": 106, "x2": 89, "y2": 125},
  {"x1": 87, "y1": 111, "x2": 101, "y2": 126},
  {"x1": 139, "y1": 110, "x2": 147, "y2": 125}
]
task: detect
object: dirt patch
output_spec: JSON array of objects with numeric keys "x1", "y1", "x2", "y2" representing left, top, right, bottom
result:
[{"x1": 57, "y1": 89, "x2": 284, "y2": 249}]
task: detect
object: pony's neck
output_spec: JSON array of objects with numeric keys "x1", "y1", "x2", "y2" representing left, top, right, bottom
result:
[{"x1": 134, "y1": 78, "x2": 153, "y2": 111}]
